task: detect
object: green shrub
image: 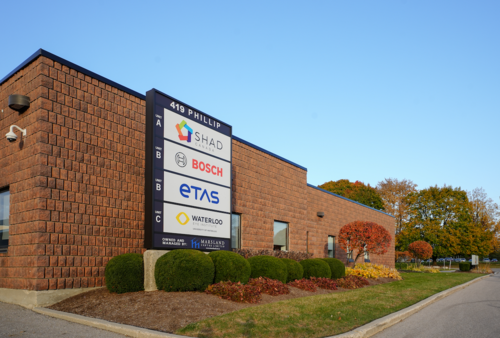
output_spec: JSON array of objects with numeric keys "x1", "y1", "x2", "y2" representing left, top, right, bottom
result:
[
  {"x1": 459, "y1": 262, "x2": 471, "y2": 272},
  {"x1": 300, "y1": 259, "x2": 331, "y2": 279},
  {"x1": 321, "y1": 258, "x2": 346, "y2": 279},
  {"x1": 281, "y1": 258, "x2": 304, "y2": 283},
  {"x1": 208, "y1": 250, "x2": 251, "y2": 284},
  {"x1": 105, "y1": 253, "x2": 144, "y2": 294},
  {"x1": 247, "y1": 255, "x2": 288, "y2": 283},
  {"x1": 155, "y1": 249, "x2": 214, "y2": 292}
]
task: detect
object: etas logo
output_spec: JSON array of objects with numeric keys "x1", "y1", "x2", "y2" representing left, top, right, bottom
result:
[
  {"x1": 179, "y1": 184, "x2": 220, "y2": 204},
  {"x1": 176, "y1": 212, "x2": 190, "y2": 225}
]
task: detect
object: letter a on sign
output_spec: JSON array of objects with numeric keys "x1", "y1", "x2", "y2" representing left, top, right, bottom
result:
[{"x1": 156, "y1": 119, "x2": 162, "y2": 127}]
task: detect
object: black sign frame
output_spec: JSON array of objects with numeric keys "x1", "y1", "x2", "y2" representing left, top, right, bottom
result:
[{"x1": 145, "y1": 89, "x2": 233, "y2": 251}]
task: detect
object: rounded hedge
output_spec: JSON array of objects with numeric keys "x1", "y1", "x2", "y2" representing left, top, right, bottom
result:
[
  {"x1": 105, "y1": 253, "x2": 144, "y2": 294},
  {"x1": 155, "y1": 249, "x2": 214, "y2": 292},
  {"x1": 281, "y1": 258, "x2": 304, "y2": 283},
  {"x1": 247, "y1": 255, "x2": 288, "y2": 283},
  {"x1": 321, "y1": 258, "x2": 346, "y2": 279},
  {"x1": 300, "y1": 258, "x2": 331, "y2": 279},
  {"x1": 459, "y1": 262, "x2": 471, "y2": 272},
  {"x1": 208, "y1": 251, "x2": 251, "y2": 284}
]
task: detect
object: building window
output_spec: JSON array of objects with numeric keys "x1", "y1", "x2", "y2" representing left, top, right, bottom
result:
[
  {"x1": 346, "y1": 240, "x2": 352, "y2": 260},
  {"x1": 273, "y1": 221, "x2": 288, "y2": 251},
  {"x1": 0, "y1": 188, "x2": 10, "y2": 251},
  {"x1": 328, "y1": 235, "x2": 335, "y2": 258},
  {"x1": 231, "y1": 214, "x2": 241, "y2": 249},
  {"x1": 364, "y1": 245, "x2": 370, "y2": 261}
]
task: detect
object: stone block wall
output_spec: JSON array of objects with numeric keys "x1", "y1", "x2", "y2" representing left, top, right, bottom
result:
[{"x1": 0, "y1": 55, "x2": 146, "y2": 290}]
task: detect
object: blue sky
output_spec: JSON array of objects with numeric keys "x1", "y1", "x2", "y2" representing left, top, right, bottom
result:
[{"x1": 1, "y1": 1, "x2": 499, "y2": 203}]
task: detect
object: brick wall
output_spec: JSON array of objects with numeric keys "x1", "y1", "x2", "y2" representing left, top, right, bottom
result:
[
  {"x1": 305, "y1": 187, "x2": 395, "y2": 266},
  {"x1": 231, "y1": 139, "x2": 395, "y2": 267},
  {"x1": 231, "y1": 140, "x2": 308, "y2": 250},
  {"x1": 0, "y1": 53, "x2": 395, "y2": 292},
  {"x1": 0, "y1": 56, "x2": 146, "y2": 290}
]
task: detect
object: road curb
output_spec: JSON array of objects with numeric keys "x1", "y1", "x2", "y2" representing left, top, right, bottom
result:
[
  {"x1": 326, "y1": 274, "x2": 491, "y2": 338},
  {"x1": 32, "y1": 307, "x2": 191, "y2": 338}
]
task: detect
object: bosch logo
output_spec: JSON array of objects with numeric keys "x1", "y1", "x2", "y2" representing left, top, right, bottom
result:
[
  {"x1": 192, "y1": 159, "x2": 223, "y2": 177},
  {"x1": 175, "y1": 152, "x2": 187, "y2": 167}
]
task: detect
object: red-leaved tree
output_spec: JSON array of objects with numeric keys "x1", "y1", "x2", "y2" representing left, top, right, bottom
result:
[
  {"x1": 396, "y1": 251, "x2": 412, "y2": 262},
  {"x1": 338, "y1": 221, "x2": 392, "y2": 264},
  {"x1": 408, "y1": 241, "x2": 433, "y2": 267}
]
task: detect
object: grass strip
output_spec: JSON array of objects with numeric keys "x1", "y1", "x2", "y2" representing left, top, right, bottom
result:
[{"x1": 177, "y1": 273, "x2": 484, "y2": 338}]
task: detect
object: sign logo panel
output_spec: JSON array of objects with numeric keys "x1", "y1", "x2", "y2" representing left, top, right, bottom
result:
[
  {"x1": 163, "y1": 141, "x2": 231, "y2": 187},
  {"x1": 163, "y1": 203, "x2": 230, "y2": 238},
  {"x1": 163, "y1": 108, "x2": 231, "y2": 161},
  {"x1": 163, "y1": 171, "x2": 230, "y2": 213}
]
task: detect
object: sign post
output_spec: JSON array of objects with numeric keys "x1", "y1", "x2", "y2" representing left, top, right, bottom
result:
[{"x1": 145, "y1": 89, "x2": 232, "y2": 251}]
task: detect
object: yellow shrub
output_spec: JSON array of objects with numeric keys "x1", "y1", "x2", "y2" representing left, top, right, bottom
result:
[
  {"x1": 409, "y1": 265, "x2": 440, "y2": 273},
  {"x1": 346, "y1": 263, "x2": 402, "y2": 280}
]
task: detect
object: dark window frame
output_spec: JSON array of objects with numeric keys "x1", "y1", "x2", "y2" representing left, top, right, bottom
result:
[
  {"x1": 0, "y1": 186, "x2": 10, "y2": 252},
  {"x1": 328, "y1": 235, "x2": 336, "y2": 258},
  {"x1": 273, "y1": 220, "x2": 289, "y2": 251},
  {"x1": 231, "y1": 213, "x2": 241, "y2": 250}
]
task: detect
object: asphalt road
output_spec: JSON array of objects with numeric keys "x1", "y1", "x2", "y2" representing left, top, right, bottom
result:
[
  {"x1": 0, "y1": 302, "x2": 127, "y2": 338},
  {"x1": 373, "y1": 269, "x2": 500, "y2": 338}
]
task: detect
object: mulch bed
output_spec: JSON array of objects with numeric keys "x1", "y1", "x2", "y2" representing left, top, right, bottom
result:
[{"x1": 48, "y1": 277, "x2": 396, "y2": 333}]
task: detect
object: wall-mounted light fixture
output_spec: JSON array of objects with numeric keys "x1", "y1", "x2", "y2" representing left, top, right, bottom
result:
[
  {"x1": 317, "y1": 212, "x2": 324, "y2": 218},
  {"x1": 8, "y1": 95, "x2": 30, "y2": 112}
]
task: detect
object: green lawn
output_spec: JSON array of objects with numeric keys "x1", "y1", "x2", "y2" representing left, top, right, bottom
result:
[{"x1": 177, "y1": 273, "x2": 484, "y2": 338}]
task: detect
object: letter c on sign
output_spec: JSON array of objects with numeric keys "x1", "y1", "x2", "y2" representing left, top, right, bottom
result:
[{"x1": 156, "y1": 215, "x2": 161, "y2": 223}]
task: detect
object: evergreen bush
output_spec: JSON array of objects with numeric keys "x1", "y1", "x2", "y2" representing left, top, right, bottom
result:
[
  {"x1": 300, "y1": 258, "x2": 331, "y2": 279},
  {"x1": 321, "y1": 258, "x2": 346, "y2": 279},
  {"x1": 208, "y1": 250, "x2": 251, "y2": 284},
  {"x1": 155, "y1": 249, "x2": 214, "y2": 292},
  {"x1": 105, "y1": 253, "x2": 144, "y2": 294},
  {"x1": 281, "y1": 258, "x2": 304, "y2": 283},
  {"x1": 459, "y1": 262, "x2": 471, "y2": 272},
  {"x1": 247, "y1": 255, "x2": 288, "y2": 283}
]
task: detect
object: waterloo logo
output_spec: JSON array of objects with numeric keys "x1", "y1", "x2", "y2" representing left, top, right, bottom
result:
[
  {"x1": 176, "y1": 212, "x2": 190, "y2": 225},
  {"x1": 176, "y1": 120, "x2": 193, "y2": 142}
]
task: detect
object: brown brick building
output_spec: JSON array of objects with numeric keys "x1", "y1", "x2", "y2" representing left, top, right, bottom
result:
[{"x1": 0, "y1": 50, "x2": 394, "y2": 306}]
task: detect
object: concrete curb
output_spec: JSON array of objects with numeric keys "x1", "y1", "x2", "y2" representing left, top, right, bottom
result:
[
  {"x1": 326, "y1": 274, "x2": 491, "y2": 338},
  {"x1": 32, "y1": 307, "x2": 191, "y2": 338}
]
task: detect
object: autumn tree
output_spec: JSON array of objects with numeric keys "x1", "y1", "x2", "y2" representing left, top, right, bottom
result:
[
  {"x1": 319, "y1": 179, "x2": 385, "y2": 211},
  {"x1": 395, "y1": 251, "x2": 412, "y2": 262},
  {"x1": 376, "y1": 178, "x2": 418, "y2": 235},
  {"x1": 408, "y1": 241, "x2": 433, "y2": 267},
  {"x1": 468, "y1": 188, "x2": 499, "y2": 230},
  {"x1": 338, "y1": 221, "x2": 392, "y2": 264},
  {"x1": 398, "y1": 185, "x2": 493, "y2": 257}
]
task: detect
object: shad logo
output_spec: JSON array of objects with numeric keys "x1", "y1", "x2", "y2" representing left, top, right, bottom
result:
[
  {"x1": 175, "y1": 152, "x2": 187, "y2": 167},
  {"x1": 176, "y1": 120, "x2": 193, "y2": 142},
  {"x1": 176, "y1": 212, "x2": 190, "y2": 225}
]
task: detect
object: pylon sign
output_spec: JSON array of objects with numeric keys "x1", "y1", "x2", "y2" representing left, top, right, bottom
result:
[{"x1": 145, "y1": 89, "x2": 232, "y2": 251}]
